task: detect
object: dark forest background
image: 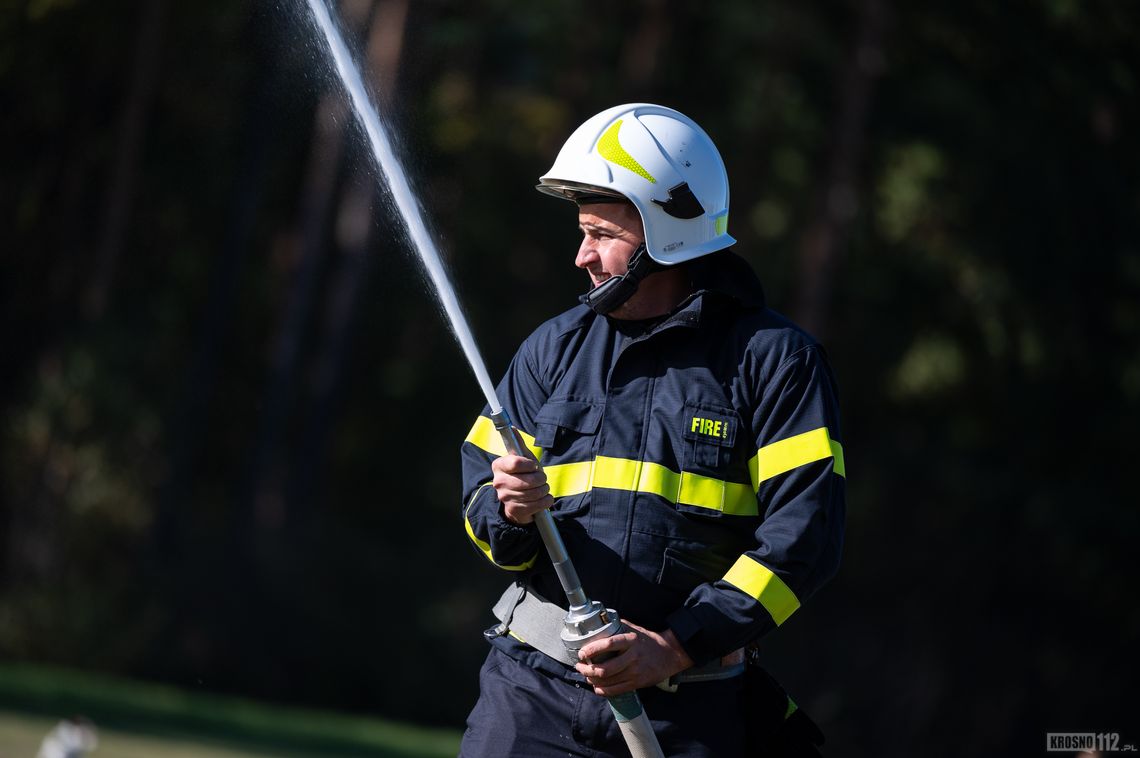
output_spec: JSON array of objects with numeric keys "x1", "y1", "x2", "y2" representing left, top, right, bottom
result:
[{"x1": 2, "y1": 0, "x2": 1138, "y2": 755}]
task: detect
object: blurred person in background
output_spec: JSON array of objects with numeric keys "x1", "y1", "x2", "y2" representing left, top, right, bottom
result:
[
  {"x1": 36, "y1": 717, "x2": 98, "y2": 758},
  {"x1": 458, "y1": 104, "x2": 845, "y2": 757}
]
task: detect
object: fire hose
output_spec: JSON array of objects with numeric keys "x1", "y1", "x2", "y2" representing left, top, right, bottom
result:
[{"x1": 491, "y1": 409, "x2": 666, "y2": 758}]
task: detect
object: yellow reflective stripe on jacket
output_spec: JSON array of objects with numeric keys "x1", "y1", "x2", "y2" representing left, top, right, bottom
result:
[
  {"x1": 463, "y1": 483, "x2": 538, "y2": 571},
  {"x1": 748, "y1": 427, "x2": 845, "y2": 490},
  {"x1": 465, "y1": 415, "x2": 543, "y2": 460},
  {"x1": 544, "y1": 456, "x2": 758, "y2": 516},
  {"x1": 722, "y1": 555, "x2": 800, "y2": 625},
  {"x1": 469, "y1": 417, "x2": 844, "y2": 515}
]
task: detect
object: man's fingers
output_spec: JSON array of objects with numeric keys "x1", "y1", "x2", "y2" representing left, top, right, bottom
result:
[
  {"x1": 591, "y1": 680, "x2": 637, "y2": 697},
  {"x1": 492, "y1": 454, "x2": 540, "y2": 475},
  {"x1": 584, "y1": 666, "x2": 640, "y2": 696},
  {"x1": 494, "y1": 472, "x2": 549, "y2": 498},
  {"x1": 576, "y1": 651, "x2": 634, "y2": 681},
  {"x1": 501, "y1": 471, "x2": 547, "y2": 489},
  {"x1": 575, "y1": 632, "x2": 640, "y2": 685},
  {"x1": 574, "y1": 625, "x2": 689, "y2": 695},
  {"x1": 574, "y1": 642, "x2": 638, "y2": 674},
  {"x1": 497, "y1": 483, "x2": 551, "y2": 503},
  {"x1": 502, "y1": 495, "x2": 554, "y2": 525},
  {"x1": 578, "y1": 631, "x2": 636, "y2": 662},
  {"x1": 492, "y1": 455, "x2": 552, "y2": 524},
  {"x1": 493, "y1": 469, "x2": 548, "y2": 494}
]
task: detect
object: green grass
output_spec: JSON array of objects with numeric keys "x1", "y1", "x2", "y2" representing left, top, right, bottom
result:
[
  {"x1": 0, "y1": 710, "x2": 304, "y2": 758},
  {"x1": 0, "y1": 664, "x2": 461, "y2": 758}
]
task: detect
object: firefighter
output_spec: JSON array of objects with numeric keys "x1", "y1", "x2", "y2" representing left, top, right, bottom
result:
[{"x1": 459, "y1": 104, "x2": 844, "y2": 757}]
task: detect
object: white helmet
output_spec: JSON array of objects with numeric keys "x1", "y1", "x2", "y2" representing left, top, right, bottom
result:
[{"x1": 537, "y1": 103, "x2": 735, "y2": 265}]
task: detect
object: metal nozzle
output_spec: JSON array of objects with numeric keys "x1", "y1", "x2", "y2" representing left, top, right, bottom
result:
[
  {"x1": 489, "y1": 408, "x2": 511, "y2": 430},
  {"x1": 490, "y1": 409, "x2": 540, "y2": 465},
  {"x1": 560, "y1": 600, "x2": 623, "y2": 660}
]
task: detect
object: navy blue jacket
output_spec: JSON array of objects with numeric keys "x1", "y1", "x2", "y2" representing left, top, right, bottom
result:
[{"x1": 460, "y1": 252, "x2": 845, "y2": 667}]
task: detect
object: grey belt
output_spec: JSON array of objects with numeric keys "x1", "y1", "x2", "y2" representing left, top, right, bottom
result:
[{"x1": 490, "y1": 581, "x2": 746, "y2": 691}]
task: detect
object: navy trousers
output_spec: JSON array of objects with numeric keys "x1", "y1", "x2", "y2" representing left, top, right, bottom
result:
[{"x1": 459, "y1": 647, "x2": 746, "y2": 758}]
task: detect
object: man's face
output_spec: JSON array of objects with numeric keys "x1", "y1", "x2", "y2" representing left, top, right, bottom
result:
[{"x1": 575, "y1": 202, "x2": 645, "y2": 289}]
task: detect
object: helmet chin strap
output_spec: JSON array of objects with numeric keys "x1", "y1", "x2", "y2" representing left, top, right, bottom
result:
[{"x1": 578, "y1": 243, "x2": 662, "y2": 315}]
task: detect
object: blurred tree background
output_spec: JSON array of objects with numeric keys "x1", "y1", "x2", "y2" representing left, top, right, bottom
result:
[{"x1": 2, "y1": 0, "x2": 1138, "y2": 755}]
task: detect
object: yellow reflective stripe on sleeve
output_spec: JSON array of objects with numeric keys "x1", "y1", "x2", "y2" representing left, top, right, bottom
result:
[
  {"x1": 748, "y1": 427, "x2": 845, "y2": 490},
  {"x1": 830, "y1": 437, "x2": 845, "y2": 478},
  {"x1": 464, "y1": 415, "x2": 543, "y2": 460},
  {"x1": 722, "y1": 555, "x2": 800, "y2": 625},
  {"x1": 463, "y1": 483, "x2": 538, "y2": 571},
  {"x1": 543, "y1": 456, "x2": 757, "y2": 516}
]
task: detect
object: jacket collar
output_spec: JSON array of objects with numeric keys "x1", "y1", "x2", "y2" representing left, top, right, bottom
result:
[
  {"x1": 599, "y1": 250, "x2": 767, "y2": 339},
  {"x1": 615, "y1": 251, "x2": 764, "y2": 341},
  {"x1": 686, "y1": 250, "x2": 767, "y2": 310}
]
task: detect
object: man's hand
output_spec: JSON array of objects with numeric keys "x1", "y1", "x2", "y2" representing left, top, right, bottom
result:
[
  {"x1": 491, "y1": 455, "x2": 553, "y2": 525},
  {"x1": 574, "y1": 620, "x2": 694, "y2": 696}
]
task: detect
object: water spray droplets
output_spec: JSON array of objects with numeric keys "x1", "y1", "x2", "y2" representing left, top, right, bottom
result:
[{"x1": 304, "y1": 0, "x2": 502, "y2": 414}]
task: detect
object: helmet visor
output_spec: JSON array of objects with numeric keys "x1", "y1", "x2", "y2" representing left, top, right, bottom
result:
[{"x1": 535, "y1": 179, "x2": 628, "y2": 206}]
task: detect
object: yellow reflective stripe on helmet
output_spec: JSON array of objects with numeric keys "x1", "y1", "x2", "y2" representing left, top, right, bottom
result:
[
  {"x1": 465, "y1": 415, "x2": 543, "y2": 460},
  {"x1": 785, "y1": 697, "x2": 798, "y2": 719},
  {"x1": 748, "y1": 427, "x2": 845, "y2": 490},
  {"x1": 722, "y1": 555, "x2": 800, "y2": 625},
  {"x1": 543, "y1": 456, "x2": 757, "y2": 516},
  {"x1": 714, "y1": 213, "x2": 729, "y2": 235},
  {"x1": 596, "y1": 120, "x2": 657, "y2": 184},
  {"x1": 463, "y1": 483, "x2": 538, "y2": 571}
]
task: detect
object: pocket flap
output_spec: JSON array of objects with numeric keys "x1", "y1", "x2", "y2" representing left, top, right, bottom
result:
[
  {"x1": 657, "y1": 545, "x2": 736, "y2": 591},
  {"x1": 533, "y1": 400, "x2": 604, "y2": 448}
]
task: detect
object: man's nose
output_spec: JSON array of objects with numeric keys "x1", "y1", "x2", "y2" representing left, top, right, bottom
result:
[{"x1": 575, "y1": 238, "x2": 599, "y2": 269}]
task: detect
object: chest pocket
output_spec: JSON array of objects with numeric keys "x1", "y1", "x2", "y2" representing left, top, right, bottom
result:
[
  {"x1": 657, "y1": 545, "x2": 739, "y2": 598},
  {"x1": 681, "y1": 401, "x2": 743, "y2": 475},
  {"x1": 532, "y1": 400, "x2": 604, "y2": 459}
]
